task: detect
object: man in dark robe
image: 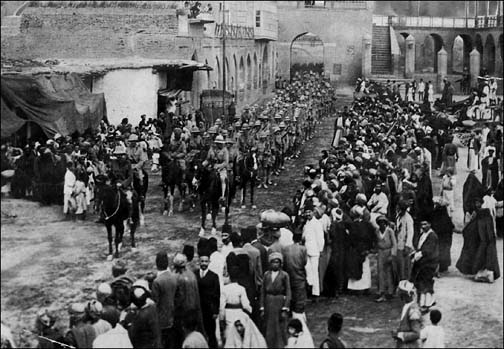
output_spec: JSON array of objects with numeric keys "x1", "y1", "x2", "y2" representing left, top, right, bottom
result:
[
  {"x1": 195, "y1": 251, "x2": 220, "y2": 348},
  {"x1": 456, "y1": 197, "x2": 501, "y2": 282},
  {"x1": 481, "y1": 147, "x2": 499, "y2": 191},
  {"x1": 281, "y1": 232, "x2": 307, "y2": 314},
  {"x1": 431, "y1": 198, "x2": 454, "y2": 273},
  {"x1": 415, "y1": 166, "x2": 433, "y2": 222},
  {"x1": 462, "y1": 170, "x2": 484, "y2": 219},
  {"x1": 411, "y1": 221, "x2": 439, "y2": 310},
  {"x1": 172, "y1": 253, "x2": 205, "y2": 348},
  {"x1": 326, "y1": 209, "x2": 349, "y2": 297}
]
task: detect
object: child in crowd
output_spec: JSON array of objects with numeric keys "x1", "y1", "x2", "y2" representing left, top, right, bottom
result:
[
  {"x1": 420, "y1": 309, "x2": 445, "y2": 348},
  {"x1": 320, "y1": 313, "x2": 347, "y2": 348}
]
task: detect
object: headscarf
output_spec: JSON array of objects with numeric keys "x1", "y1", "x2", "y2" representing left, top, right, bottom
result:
[{"x1": 268, "y1": 252, "x2": 283, "y2": 264}]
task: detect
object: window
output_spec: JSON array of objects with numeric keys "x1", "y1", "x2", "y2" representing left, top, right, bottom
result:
[{"x1": 256, "y1": 10, "x2": 261, "y2": 27}]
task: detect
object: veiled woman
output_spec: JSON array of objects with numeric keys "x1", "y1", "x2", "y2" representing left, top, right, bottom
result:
[{"x1": 456, "y1": 197, "x2": 501, "y2": 283}]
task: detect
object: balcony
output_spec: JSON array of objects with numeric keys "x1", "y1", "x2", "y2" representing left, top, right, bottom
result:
[
  {"x1": 254, "y1": 26, "x2": 277, "y2": 41},
  {"x1": 188, "y1": 11, "x2": 215, "y2": 24},
  {"x1": 373, "y1": 14, "x2": 503, "y2": 28},
  {"x1": 215, "y1": 23, "x2": 254, "y2": 40}
]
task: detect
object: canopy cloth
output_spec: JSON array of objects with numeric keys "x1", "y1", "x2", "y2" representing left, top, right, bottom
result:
[{"x1": 1, "y1": 72, "x2": 106, "y2": 138}]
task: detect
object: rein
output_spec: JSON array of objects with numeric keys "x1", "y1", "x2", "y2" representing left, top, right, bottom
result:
[{"x1": 102, "y1": 189, "x2": 121, "y2": 221}]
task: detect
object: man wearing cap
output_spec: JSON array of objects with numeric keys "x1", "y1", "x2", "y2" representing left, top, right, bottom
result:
[
  {"x1": 393, "y1": 280, "x2": 422, "y2": 348},
  {"x1": 411, "y1": 220, "x2": 439, "y2": 310},
  {"x1": 205, "y1": 134, "x2": 229, "y2": 204},
  {"x1": 281, "y1": 232, "x2": 308, "y2": 315},
  {"x1": 396, "y1": 200, "x2": 414, "y2": 282},
  {"x1": 151, "y1": 251, "x2": 178, "y2": 349},
  {"x1": 172, "y1": 253, "x2": 205, "y2": 348},
  {"x1": 481, "y1": 146, "x2": 499, "y2": 191},
  {"x1": 64, "y1": 303, "x2": 97, "y2": 348},
  {"x1": 128, "y1": 280, "x2": 162, "y2": 348},
  {"x1": 195, "y1": 249, "x2": 221, "y2": 349}
]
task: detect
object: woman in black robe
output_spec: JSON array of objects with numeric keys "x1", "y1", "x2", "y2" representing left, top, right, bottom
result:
[
  {"x1": 456, "y1": 197, "x2": 501, "y2": 282},
  {"x1": 431, "y1": 197, "x2": 454, "y2": 273}
]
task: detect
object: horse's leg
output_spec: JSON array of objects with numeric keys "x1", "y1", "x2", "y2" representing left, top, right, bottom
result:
[
  {"x1": 162, "y1": 185, "x2": 169, "y2": 216},
  {"x1": 178, "y1": 184, "x2": 184, "y2": 213},
  {"x1": 106, "y1": 224, "x2": 113, "y2": 261},
  {"x1": 130, "y1": 218, "x2": 137, "y2": 250},
  {"x1": 211, "y1": 201, "x2": 218, "y2": 235},
  {"x1": 199, "y1": 199, "x2": 206, "y2": 236},
  {"x1": 250, "y1": 176, "x2": 256, "y2": 209},
  {"x1": 241, "y1": 178, "x2": 246, "y2": 208},
  {"x1": 115, "y1": 221, "x2": 124, "y2": 259},
  {"x1": 168, "y1": 185, "x2": 175, "y2": 216}
]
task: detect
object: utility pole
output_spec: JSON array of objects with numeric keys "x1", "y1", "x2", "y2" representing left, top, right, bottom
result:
[
  {"x1": 417, "y1": 0, "x2": 420, "y2": 16},
  {"x1": 222, "y1": 1, "x2": 226, "y2": 125},
  {"x1": 486, "y1": 0, "x2": 490, "y2": 17}
]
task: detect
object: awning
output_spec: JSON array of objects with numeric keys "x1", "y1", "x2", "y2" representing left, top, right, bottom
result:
[
  {"x1": 157, "y1": 89, "x2": 183, "y2": 98},
  {"x1": 153, "y1": 59, "x2": 212, "y2": 72}
]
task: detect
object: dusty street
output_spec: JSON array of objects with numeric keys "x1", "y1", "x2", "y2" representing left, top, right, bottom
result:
[{"x1": 1, "y1": 98, "x2": 503, "y2": 348}]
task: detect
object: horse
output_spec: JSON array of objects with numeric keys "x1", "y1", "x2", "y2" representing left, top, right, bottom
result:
[
  {"x1": 193, "y1": 163, "x2": 236, "y2": 236},
  {"x1": 236, "y1": 150, "x2": 258, "y2": 209},
  {"x1": 160, "y1": 151, "x2": 186, "y2": 216},
  {"x1": 98, "y1": 178, "x2": 140, "y2": 260}
]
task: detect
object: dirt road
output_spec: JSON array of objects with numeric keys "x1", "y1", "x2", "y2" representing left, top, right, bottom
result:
[{"x1": 1, "y1": 100, "x2": 502, "y2": 348}]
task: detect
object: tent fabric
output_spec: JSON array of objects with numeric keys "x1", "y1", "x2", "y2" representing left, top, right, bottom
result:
[{"x1": 1, "y1": 73, "x2": 106, "y2": 138}]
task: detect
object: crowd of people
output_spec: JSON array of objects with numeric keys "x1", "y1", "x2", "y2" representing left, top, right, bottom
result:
[
  {"x1": 0, "y1": 71, "x2": 336, "y2": 221},
  {"x1": 1, "y1": 68, "x2": 502, "y2": 349}
]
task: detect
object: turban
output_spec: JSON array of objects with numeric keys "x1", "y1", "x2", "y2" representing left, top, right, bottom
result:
[
  {"x1": 268, "y1": 252, "x2": 283, "y2": 264},
  {"x1": 173, "y1": 253, "x2": 187, "y2": 268}
]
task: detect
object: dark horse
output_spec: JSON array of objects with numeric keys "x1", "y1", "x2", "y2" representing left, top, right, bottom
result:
[
  {"x1": 96, "y1": 176, "x2": 140, "y2": 260},
  {"x1": 160, "y1": 152, "x2": 186, "y2": 216},
  {"x1": 193, "y1": 164, "x2": 236, "y2": 236},
  {"x1": 236, "y1": 150, "x2": 258, "y2": 209}
]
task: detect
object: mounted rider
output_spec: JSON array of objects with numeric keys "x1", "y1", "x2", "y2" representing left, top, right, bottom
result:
[
  {"x1": 167, "y1": 127, "x2": 188, "y2": 182},
  {"x1": 108, "y1": 143, "x2": 134, "y2": 222},
  {"x1": 205, "y1": 134, "x2": 229, "y2": 204}
]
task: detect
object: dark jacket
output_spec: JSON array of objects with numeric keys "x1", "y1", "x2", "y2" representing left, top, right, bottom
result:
[
  {"x1": 151, "y1": 270, "x2": 177, "y2": 329},
  {"x1": 128, "y1": 303, "x2": 161, "y2": 349},
  {"x1": 196, "y1": 268, "x2": 220, "y2": 316}
]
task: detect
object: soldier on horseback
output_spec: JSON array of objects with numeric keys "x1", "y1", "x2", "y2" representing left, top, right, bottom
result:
[
  {"x1": 108, "y1": 144, "x2": 134, "y2": 223},
  {"x1": 205, "y1": 134, "x2": 229, "y2": 205},
  {"x1": 167, "y1": 128, "x2": 188, "y2": 181}
]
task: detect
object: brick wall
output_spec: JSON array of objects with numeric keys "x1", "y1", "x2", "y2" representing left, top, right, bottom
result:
[{"x1": 1, "y1": 7, "x2": 179, "y2": 59}]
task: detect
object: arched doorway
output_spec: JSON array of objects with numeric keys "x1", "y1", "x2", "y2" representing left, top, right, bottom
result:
[
  {"x1": 246, "y1": 54, "x2": 252, "y2": 99},
  {"x1": 262, "y1": 45, "x2": 269, "y2": 93},
  {"x1": 238, "y1": 56, "x2": 245, "y2": 102},
  {"x1": 499, "y1": 34, "x2": 503, "y2": 62},
  {"x1": 253, "y1": 53, "x2": 258, "y2": 89},
  {"x1": 419, "y1": 34, "x2": 444, "y2": 73},
  {"x1": 483, "y1": 34, "x2": 496, "y2": 74},
  {"x1": 290, "y1": 32, "x2": 324, "y2": 79},
  {"x1": 398, "y1": 32, "x2": 409, "y2": 77}
]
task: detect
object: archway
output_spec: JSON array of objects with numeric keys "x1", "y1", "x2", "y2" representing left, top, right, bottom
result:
[
  {"x1": 398, "y1": 32, "x2": 409, "y2": 77},
  {"x1": 483, "y1": 34, "x2": 496, "y2": 74},
  {"x1": 238, "y1": 56, "x2": 245, "y2": 101},
  {"x1": 225, "y1": 57, "x2": 231, "y2": 92},
  {"x1": 474, "y1": 34, "x2": 483, "y2": 54},
  {"x1": 499, "y1": 34, "x2": 503, "y2": 61},
  {"x1": 253, "y1": 53, "x2": 258, "y2": 89},
  {"x1": 246, "y1": 54, "x2": 252, "y2": 100},
  {"x1": 290, "y1": 32, "x2": 324, "y2": 79},
  {"x1": 262, "y1": 45, "x2": 269, "y2": 93},
  {"x1": 233, "y1": 54, "x2": 238, "y2": 95}
]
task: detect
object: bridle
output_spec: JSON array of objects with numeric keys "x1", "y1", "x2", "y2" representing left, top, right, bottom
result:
[{"x1": 102, "y1": 189, "x2": 121, "y2": 221}]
